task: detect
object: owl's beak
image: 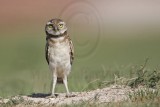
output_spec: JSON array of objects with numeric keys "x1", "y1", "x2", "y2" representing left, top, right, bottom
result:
[{"x1": 53, "y1": 27, "x2": 58, "y2": 32}]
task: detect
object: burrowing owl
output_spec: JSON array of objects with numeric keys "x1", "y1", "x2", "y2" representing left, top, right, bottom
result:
[{"x1": 45, "y1": 18, "x2": 74, "y2": 97}]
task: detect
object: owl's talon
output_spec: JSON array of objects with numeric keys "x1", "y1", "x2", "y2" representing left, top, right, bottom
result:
[{"x1": 65, "y1": 93, "x2": 76, "y2": 98}]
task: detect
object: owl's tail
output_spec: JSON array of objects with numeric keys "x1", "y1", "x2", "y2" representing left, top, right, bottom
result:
[{"x1": 57, "y1": 77, "x2": 63, "y2": 84}]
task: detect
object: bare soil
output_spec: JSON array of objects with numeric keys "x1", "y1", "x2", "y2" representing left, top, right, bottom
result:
[{"x1": 0, "y1": 85, "x2": 134, "y2": 106}]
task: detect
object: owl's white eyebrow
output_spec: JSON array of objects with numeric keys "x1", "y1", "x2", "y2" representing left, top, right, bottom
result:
[
  {"x1": 47, "y1": 22, "x2": 52, "y2": 25},
  {"x1": 59, "y1": 22, "x2": 65, "y2": 24}
]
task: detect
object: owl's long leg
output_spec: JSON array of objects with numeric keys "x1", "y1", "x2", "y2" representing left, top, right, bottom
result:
[
  {"x1": 51, "y1": 74, "x2": 57, "y2": 95},
  {"x1": 50, "y1": 77, "x2": 53, "y2": 93},
  {"x1": 63, "y1": 76, "x2": 69, "y2": 95}
]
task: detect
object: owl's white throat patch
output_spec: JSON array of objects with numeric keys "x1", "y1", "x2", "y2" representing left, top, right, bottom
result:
[
  {"x1": 47, "y1": 28, "x2": 67, "y2": 36},
  {"x1": 50, "y1": 36, "x2": 65, "y2": 43}
]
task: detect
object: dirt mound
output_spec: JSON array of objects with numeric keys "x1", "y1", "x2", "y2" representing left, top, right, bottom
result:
[{"x1": 0, "y1": 85, "x2": 134, "y2": 106}]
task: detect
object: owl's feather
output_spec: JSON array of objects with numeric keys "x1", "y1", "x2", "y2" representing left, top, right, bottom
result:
[
  {"x1": 45, "y1": 42, "x2": 49, "y2": 64},
  {"x1": 45, "y1": 33, "x2": 74, "y2": 65},
  {"x1": 68, "y1": 36, "x2": 74, "y2": 65}
]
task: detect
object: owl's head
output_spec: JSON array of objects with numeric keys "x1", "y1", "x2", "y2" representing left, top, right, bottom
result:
[{"x1": 45, "y1": 18, "x2": 67, "y2": 36}]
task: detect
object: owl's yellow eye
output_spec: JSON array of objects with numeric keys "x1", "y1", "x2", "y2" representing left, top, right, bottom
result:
[
  {"x1": 58, "y1": 24, "x2": 63, "y2": 28},
  {"x1": 48, "y1": 25, "x2": 53, "y2": 29}
]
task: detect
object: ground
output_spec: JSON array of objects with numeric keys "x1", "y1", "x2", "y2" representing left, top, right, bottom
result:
[
  {"x1": 0, "y1": 85, "x2": 131, "y2": 106},
  {"x1": 0, "y1": 85, "x2": 158, "y2": 107}
]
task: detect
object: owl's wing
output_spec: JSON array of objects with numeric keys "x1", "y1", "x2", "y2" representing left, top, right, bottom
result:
[
  {"x1": 45, "y1": 42, "x2": 49, "y2": 64},
  {"x1": 68, "y1": 37, "x2": 74, "y2": 65}
]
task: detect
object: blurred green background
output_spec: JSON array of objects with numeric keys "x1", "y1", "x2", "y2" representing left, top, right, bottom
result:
[{"x1": 0, "y1": 0, "x2": 160, "y2": 97}]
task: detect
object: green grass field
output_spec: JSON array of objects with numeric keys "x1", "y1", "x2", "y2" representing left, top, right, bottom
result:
[{"x1": 0, "y1": 31, "x2": 160, "y2": 106}]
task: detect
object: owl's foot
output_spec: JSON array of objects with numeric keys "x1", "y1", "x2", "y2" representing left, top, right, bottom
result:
[
  {"x1": 46, "y1": 94, "x2": 58, "y2": 98},
  {"x1": 65, "y1": 93, "x2": 76, "y2": 98}
]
